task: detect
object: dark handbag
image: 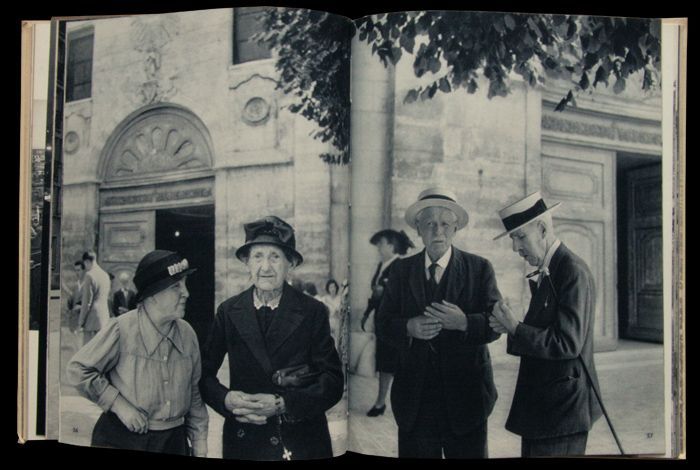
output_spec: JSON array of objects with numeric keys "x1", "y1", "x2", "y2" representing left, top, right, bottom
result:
[{"x1": 271, "y1": 364, "x2": 320, "y2": 388}]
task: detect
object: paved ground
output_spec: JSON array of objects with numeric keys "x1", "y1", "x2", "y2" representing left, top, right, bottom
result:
[{"x1": 348, "y1": 339, "x2": 665, "y2": 458}]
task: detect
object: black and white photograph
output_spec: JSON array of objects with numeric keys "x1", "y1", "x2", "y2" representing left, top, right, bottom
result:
[
  {"x1": 22, "y1": 2, "x2": 683, "y2": 463},
  {"x1": 56, "y1": 7, "x2": 351, "y2": 460},
  {"x1": 346, "y1": 10, "x2": 673, "y2": 459}
]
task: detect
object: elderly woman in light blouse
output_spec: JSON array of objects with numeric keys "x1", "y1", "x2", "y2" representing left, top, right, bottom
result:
[{"x1": 67, "y1": 250, "x2": 208, "y2": 457}]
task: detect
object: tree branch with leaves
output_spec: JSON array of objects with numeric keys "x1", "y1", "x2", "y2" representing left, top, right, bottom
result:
[{"x1": 258, "y1": 9, "x2": 661, "y2": 163}]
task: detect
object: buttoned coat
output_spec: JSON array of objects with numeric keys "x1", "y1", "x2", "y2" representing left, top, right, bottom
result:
[
  {"x1": 505, "y1": 243, "x2": 603, "y2": 439},
  {"x1": 78, "y1": 265, "x2": 112, "y2": 332},
  {"x1": 200, "y1": 283, "x2": 344, "y2": 460},
  {"x1": 376, "y1": 247, "x2": 502, "y2": 435}
]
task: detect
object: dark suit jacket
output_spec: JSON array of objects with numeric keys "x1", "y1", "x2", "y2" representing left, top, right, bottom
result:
[
  {"x1": 112, "y1": 289, "x2": 136, "y2": 317},
  {"x1": 200, "y1": 283, "x2": 344, "y2": 460},
  {"x1": 506, "y1": 243, "x2": 603, "y2": 439},
  {"x1": 376, "y1": 247, "x2": 502, "y2": 435}
]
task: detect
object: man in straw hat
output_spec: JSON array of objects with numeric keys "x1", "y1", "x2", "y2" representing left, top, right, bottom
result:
[
  {"x1": 375, "y1": 188, "x2": 502, "y2": 459},
  {"x1": 200, "y1": 215, "x2": 343, "y2": 460},
  {"x1": 67, "y1": 250, "x2": 209, "y2": 456},
  {"x1": 490, "y1": 191, "x2": 602, "y2": 456}
]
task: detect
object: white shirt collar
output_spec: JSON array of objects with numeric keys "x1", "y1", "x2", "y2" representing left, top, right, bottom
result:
[
  {"x1": 380, "y1": 254, "x2": 399, "y2": 274},
  {"x1": 540, "y1": 239, "x2": 562, "y2": 272},
  {"x1": 253, "y1": 288, "x2": 282, "y2": 310},
  {"x1": 424, "y1": 246, "x2": 452, "y2": 279}
]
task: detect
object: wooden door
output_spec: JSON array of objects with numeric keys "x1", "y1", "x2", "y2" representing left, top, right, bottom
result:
[
  {"x1": 98, "y1": 210, "x2": 155, "y2": 290},
  {"x1": 540, "y1": 142, "x2": 617, "y2": 351},
  {"x1": 624, "y1": 164, "x2": 663, "y2": 342}
]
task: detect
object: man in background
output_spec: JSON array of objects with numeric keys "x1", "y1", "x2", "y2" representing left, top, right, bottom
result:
[
  {"x1": 66, "y1": 260, "x2": 85, "y2": 333},
  {"x1": 112, "y1": 272, "x2": 137, "y2": 317},
  {"x1": 78, "y1": 250, "x2": 111, "y2": 345}
]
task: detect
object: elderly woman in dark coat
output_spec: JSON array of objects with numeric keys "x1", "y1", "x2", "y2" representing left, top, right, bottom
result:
[{"x1": 200, "y1": 216, "x2": 344, "y2": 461}]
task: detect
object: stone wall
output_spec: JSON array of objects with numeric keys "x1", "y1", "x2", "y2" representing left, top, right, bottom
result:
[{"x1": 61, "y1": 9, "x2": 346, "y2": 309}]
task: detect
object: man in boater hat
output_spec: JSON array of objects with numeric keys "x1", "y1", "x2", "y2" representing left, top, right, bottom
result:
[
  {"x1": 375, "y1": 188, "x2": 502, "y2": 459},
  {"x1": 490, "y1": 191, "x2": 602, "y2": 456}
]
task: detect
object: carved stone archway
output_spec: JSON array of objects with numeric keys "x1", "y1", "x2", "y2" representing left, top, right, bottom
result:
[
  {"x1": 96, "y1": 103, "x2": 216, "y2": 288},
  {"x1": 99, "y1": 103, "x2": 214, "y2": 186}
]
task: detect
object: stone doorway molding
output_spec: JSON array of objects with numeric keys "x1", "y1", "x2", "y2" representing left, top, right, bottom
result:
[{"x1": 99, "y1": 103, "x2": 215, "y2": 188}]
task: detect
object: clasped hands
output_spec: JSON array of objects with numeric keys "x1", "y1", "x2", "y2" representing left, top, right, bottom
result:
[
  {"x1": 406, "y1": 300, "x2": 467, "y2": 340},
  {"x1": 489, "y1": 299, "x2": 520, "y2": 335},
  {"x1": 225, "y1": 390, "x2": 283, "y2": 425}
]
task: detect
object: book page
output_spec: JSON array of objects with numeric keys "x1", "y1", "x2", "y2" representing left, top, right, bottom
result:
[
  {"x1": 54, "y1": 6, "x2": 353, "y2": 460},
  {"x1": 347, "y1": 10, "x2": 681, "y2": 459}
]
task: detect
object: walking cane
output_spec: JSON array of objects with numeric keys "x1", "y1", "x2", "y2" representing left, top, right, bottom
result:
[{"x1": 544, "y1": 274, "x2": 626, "y2": 456}]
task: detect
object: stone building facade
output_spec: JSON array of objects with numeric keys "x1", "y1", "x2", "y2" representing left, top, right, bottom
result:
[
  {"x1": 60, "y1": 9, "x2": 350, "y2": 342},
  {"x1": 349, "y1": 36, "x2": 663, "y2": 370}
]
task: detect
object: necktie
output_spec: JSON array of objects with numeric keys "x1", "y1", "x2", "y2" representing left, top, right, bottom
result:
[
  {"x1": 426, "y1": 263, "x2": 440, "y2": 355},
  {"x1": 428, "y1": 263, "x2": 439, "y2": 286}
]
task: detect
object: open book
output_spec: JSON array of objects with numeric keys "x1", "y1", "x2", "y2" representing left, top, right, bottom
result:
[{"x1": 18, "y1": 5, "x2": 686, "y2": 461}]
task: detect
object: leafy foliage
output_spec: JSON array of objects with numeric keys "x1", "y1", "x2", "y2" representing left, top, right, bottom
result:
[
  {"x1": 356, "y1": 12, "x2": 661, "y2": 111},
  {"x1": 256, "y1": 8, "x2": 352, "y2": 164},
  {"x1": 258, "y1": 10, "x2": 661, "y2": 163}
]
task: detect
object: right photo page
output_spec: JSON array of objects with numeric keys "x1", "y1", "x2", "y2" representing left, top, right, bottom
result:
[{"x1": 347, "y1": 11, "x2": 667, "y2": 459}]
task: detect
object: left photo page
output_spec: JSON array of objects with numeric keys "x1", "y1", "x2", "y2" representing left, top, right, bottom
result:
[{"x1": 55, "y1": 7, "x2": 353, "y2": 460}]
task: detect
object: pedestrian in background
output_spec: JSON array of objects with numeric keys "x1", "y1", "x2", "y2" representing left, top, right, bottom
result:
[
  {"x1": 78, "y1": 251, "x2": 111, "y2": 345},
  {"x1": 360, "y1": 229, "x2": 413, "y2": 417}
]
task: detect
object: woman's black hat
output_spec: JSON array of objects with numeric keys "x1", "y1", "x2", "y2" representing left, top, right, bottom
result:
[
  {"x1": 370, "y1": 229, "x2": 415, "y2": 255},
  {"x1": 235, "y1": 216, "x2": 304, "y2": 265},
  {"x1": 133, "y1": 250, "x2": 196, "y2": 302}
]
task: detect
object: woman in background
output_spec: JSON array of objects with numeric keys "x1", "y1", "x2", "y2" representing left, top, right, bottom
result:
[{"x1": 360, "y1": 229, "x2": 413, "y2": 417}]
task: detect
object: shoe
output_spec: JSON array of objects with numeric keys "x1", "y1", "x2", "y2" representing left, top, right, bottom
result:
[{"x1": 366, "y1": 405, "x2": 386, "y2": 417}]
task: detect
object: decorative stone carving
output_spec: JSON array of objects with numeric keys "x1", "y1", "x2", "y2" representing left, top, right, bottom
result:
[
  {"x1": 103, "y1": 187, "x2": 213, "y2": 207},
  {"x1": 104, "y1": 108, "x2": 213, "y2": 181},
  {"x1": 542, "y1": 114, "x2": 662, "y2": 146},
  {"x1": 242, "y1": 97, "x2": 271, "y2": 125},
  {"x1": 64, "y1": 131, "x2": 80, "y2": 154},
  {"x1": 64, "y1": 100, "x2": 92, "y2": 154},
  {"x1": 127, "y1": 16, "x2": 179, "y2": 105}
]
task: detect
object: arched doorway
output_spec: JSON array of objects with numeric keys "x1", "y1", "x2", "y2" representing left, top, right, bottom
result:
[{"x1": 97, "y1": 103, "x2": 216, "y2": 344}]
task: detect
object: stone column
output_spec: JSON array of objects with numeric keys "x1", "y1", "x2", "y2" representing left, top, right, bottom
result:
[
  {"x1": 330, "y1": 163, "x2": 350, "y2": 284},
  {"x1": 348, "y1": 37, "x2": 394, "y2": 375}
]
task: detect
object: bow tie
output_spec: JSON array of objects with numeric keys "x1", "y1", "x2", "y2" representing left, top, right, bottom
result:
[
  {"x1": 526, "y1": 270, "x2": 541, "y2": 279},
  {"x1": 526, "y1": 267, "x2": 550, "y2": 279}
]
